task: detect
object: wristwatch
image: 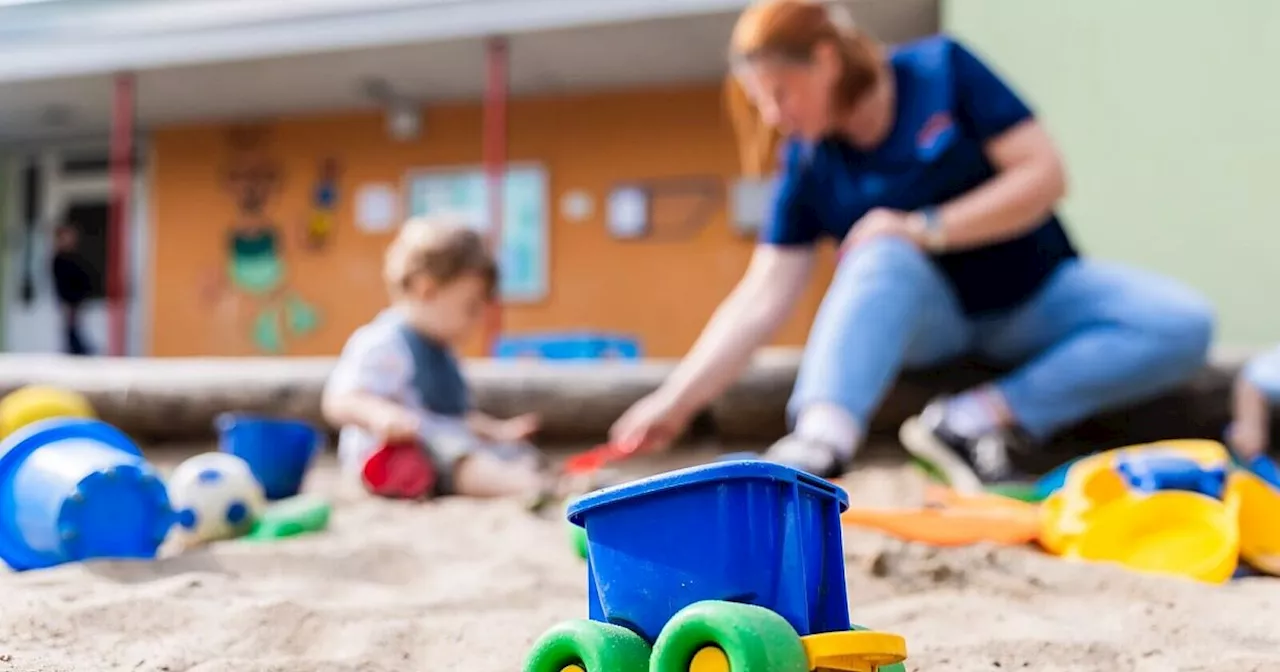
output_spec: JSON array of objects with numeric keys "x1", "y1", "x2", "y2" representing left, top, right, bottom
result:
[{"x1": 913, "y1": 206, "x2": 947, "y2": 253}]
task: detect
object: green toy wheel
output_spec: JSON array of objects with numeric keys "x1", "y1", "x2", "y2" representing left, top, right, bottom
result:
[
  {"x1": 524, "y1": 619, "x2": 651, "y2": 672},
  {"x1": 849, "y1": 623, "x2": 906, "y2": 672},
  {"x1": 650, "y1": 601, "x2": 809, "y2": 672}
]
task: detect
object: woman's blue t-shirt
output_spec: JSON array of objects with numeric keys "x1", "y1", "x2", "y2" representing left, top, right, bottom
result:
[{"x1": 760, "y1": 35, "x2": 1077, "y2": 316}]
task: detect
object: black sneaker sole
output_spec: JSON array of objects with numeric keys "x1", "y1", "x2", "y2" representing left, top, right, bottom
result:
[{"x1": 899, "y1": 416, "x2": 985, "y2": 494}]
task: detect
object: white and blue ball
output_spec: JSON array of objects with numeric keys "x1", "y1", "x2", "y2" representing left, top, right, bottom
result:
[{"x1": 167, "y1": 452, "x2": 266, "y2": 544}]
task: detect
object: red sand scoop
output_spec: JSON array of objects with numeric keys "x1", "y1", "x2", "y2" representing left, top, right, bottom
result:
[{"x1": 563, "y1": 443, "x2": 639, "y2": 476}]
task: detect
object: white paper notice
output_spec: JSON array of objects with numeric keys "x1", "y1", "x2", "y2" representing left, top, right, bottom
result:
[{"x1": 355, "y1": 183, "x2": 399, "y2": 233}]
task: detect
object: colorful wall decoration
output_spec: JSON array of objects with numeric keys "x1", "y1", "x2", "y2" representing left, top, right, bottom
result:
[
  {"x1": 303, "y1": 157, "x2": 340, "y2": 251},
  {"x1": 148, "y1": 85, "x2": 841, "y2": 358},
  {"x1": 218, "y1": 126, "x2": 320, "y2": 354}
]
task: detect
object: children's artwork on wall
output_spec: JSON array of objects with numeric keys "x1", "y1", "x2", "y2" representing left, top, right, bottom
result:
[
  {"x1": 606, "y1": 176, "x2": 723, "y2": 242},
  {"x1": 606, "y1": 186, "x2": 649, "y2": 239},
  {"x1": 405, "y1": 164, "x2": 549, "y2": 303},
  {"x1": 219, "y1": 126, "x2": 321, "y2": 354},
  {"x1": 354, "y1": 183, "x2": 399, "y2": 233},
  {"x1": 303, "y1": 158, "x2": 340, "y2": 251}
]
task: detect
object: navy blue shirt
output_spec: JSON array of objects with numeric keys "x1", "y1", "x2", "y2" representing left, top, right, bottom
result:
[
  {"x1": 396, "y1": 322, "x2": 472, "y2": 417},
  {"x1": 760, "y1": 35, "x2": 1077, "y2": 316}
]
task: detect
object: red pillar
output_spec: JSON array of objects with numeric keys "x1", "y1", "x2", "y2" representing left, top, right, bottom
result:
[
  {"x1": 108, "y1": 73, "x2": 136, "y2": 357},
  {"x1": 481, "y1": 36, "x2": 509, "y2": 356}
]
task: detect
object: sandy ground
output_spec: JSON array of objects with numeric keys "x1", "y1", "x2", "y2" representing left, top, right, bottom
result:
[{"x1": 1, "y1": 444, "x2": 1280, "y2": 672}]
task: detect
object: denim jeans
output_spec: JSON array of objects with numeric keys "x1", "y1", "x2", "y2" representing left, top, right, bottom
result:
[
  {"x1": 1243, "y1": 346, "x2": 1280, "y2": 403},
  {"x1": 790, "y1": 237, "x2": 1215, "y2": 440}
]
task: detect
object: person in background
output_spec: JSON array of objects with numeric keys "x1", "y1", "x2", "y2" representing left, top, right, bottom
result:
[
  {"x1": 50, "y1": 224, "x2": 94, "y2": 356},
  {"x1": 322, "y1": 216, "x2": 559, "y2": 506},
  {"x1": 610, "y1": 0, "x2": 1215, "y2": 491},
  {"x1": 1227, "y1": 347, "x2": 1280, "y2": 474}
]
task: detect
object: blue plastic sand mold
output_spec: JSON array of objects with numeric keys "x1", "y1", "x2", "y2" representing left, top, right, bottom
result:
[{"x1": 0, "y1": 418, "x2": 174, "y2": 571}]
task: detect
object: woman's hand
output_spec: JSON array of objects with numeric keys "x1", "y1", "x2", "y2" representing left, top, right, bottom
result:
[
  {"x1": 610, "y1": 390, "x2": 695, "y2": 454},
  {"x1": 841, "y1": 208, "x2": 924, "y2": 253}
]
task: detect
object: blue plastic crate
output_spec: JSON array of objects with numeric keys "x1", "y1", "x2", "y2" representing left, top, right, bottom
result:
[{"x1": 566, "y1": 460, "x2": 852, "y2": 643}]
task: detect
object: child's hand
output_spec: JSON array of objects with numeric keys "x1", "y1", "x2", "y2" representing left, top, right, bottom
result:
[
  {"x1": 495, "y1": 413, "x2": 540, "y2": 443},
  {"x1": 372, "y1": 406, "x2": 423, "y2": 441}
]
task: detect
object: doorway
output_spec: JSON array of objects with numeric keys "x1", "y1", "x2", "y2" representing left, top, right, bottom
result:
[{"x1": 2, "y1": 147, "x2": 148, "y2": 355}]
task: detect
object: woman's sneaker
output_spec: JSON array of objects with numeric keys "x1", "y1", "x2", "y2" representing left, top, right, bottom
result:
[
  {"x1": 762, "y1": 433, "x2": 852, "y2": 480},
  {"x1": 899, "y1": 399, "x2": 1031, "y2": 493}
]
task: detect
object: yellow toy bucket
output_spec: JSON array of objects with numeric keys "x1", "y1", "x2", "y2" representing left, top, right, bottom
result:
[
  {"x1": 1230, "y1": 471, "x2": 1280, "y2": 576},
  {"x1": 1065, "y1": 490, "x2": 1239, "y2": 584},
  {"x1": 0, "y1": 386, "x2": 96, "y2": 440}
]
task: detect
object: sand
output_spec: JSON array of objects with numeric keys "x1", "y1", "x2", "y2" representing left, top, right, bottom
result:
[{"x1": 1, "y1": 445, "x2": 1279, "y2": 672}]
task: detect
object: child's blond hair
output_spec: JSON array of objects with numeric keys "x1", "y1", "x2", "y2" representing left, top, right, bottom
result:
[{"x1": 383, "y1": 216, "x2": 498, "y2": 299}]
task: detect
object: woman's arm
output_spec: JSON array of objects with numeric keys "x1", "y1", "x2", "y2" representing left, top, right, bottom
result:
[
  {"x1": 658, "y1": 244, "x2": 816, "y2": 416},
  {"x1": 930, "y1": 120, "x2": 1067, "y2": 251}
]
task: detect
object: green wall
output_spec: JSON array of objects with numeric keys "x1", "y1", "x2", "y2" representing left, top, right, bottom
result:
[{"x1": 945, "y1": 1, "x2": 1280, "y2": 347}]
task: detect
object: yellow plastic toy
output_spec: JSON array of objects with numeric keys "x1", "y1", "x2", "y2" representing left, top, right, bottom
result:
[
  {"x1": 0, "y1": 385, "x2": 96, "y2": 439},
  {"x1": 1039, "y1": 440, "x2": 1243, "y2": 584},
  {"x1": 1231, "y1": 470, "x2": 1280, "y2": 575},
  {"x1": 1063, "y1": 490, "x2": 1239, "y2": 584}
]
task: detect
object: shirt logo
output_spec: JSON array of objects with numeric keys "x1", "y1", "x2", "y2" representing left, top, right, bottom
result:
[{"x1": 917, "y1": 111, "x2": 955, "y2": 151}]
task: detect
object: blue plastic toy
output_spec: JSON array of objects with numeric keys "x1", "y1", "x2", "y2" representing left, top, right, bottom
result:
[
  {"x1": 1115, "y1": 452, "x2": 1227, "y2": 499},
  {"x1": 0, "y1": 418, "x2": 173, "y2": 572},
  {"x1": 525, "y1": 460, "x2": 908, "y2": 672},
  {"x1": 216, "y1": 414, "x2": 320, "y2": 500}
]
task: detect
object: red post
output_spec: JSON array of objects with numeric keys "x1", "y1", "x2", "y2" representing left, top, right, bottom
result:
[
  {"x1": 108, "y1": 73, "x2": 135, "y2": 357},
  {"x1": 482, "y1": 36, "x2": 509, "y2": 356}
]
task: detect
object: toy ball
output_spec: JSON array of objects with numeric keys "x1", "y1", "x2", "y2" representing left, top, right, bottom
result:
[
  {"x1": 0, "y1": 385, "x2": 95, "y2": 439},
  {"x1": 167, "y1": 452, "x2": 267, "y2": 545}
]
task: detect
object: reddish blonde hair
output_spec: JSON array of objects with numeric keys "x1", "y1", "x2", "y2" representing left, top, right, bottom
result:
[{"x1": 726, "y1": 0, "x2": 883, "y2": 176}]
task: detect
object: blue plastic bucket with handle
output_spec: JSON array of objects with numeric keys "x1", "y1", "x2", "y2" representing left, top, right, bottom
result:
[
  {"x1": 0, "y1": 418, "x2": 174, "y2": 572},
  {"x1": 217, "y1": 414, "x2": 321, "y2": 500}
]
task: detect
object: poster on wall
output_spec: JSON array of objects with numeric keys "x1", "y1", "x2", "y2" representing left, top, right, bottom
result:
[
  {"x1": 405, "y1": 165, "x2": 548, "y2": 303},
  {"x1": 355, "y1": 183, "x2": 399, "y2": 233}
]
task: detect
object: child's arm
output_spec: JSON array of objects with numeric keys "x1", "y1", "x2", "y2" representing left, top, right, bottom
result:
[
  {"x1": 323, "y1": 390, "x2": 422, "y2": 440},
  {"x1": 466, "y1": 410, "x2": 539, "y2": 443},
  {"x1": 323, "y1": 326, "x2": 422, "y2": 440},
  {"x1": 1229, "y1": 347, "x2": 1280, "y2": 460}
]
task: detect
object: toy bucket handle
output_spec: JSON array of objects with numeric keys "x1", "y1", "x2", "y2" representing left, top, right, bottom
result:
[{"x1": 214, "y1": 413, "x2": 238, "y2": 434}]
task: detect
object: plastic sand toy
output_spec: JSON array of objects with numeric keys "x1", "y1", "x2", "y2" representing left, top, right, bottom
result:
[
  {"x1": 244, "y1": 494, "x2": 331, "y2": 541},
  {"x1": 0, "y1": 418, "x2": 172, "y2": 571},
  {"x1": 1230, "y1": 470, "x2": 1280, "y2": 576},
  {"x1": 525, "y1": 459, "x2": 909, "y2": 672},
  {"x1": 0, "y1": 385, "x2": 96, "y2": 440},
  {"x1": 842, "y1": 485, "x2": 1041, "y2": 547}
]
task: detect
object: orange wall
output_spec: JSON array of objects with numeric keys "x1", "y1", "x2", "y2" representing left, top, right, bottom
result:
[{"x1": 149, "y1": 84, "x2": 836, "y2": 358}]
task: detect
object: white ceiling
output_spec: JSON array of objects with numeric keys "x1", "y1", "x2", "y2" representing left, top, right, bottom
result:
[{"x1": 0, "y1": 0, "x2": 937, "y2": 144}]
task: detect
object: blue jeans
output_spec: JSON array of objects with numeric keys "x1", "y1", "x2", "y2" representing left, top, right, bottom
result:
[
  {"x1": 1243, "y1": 346, "x2": 1280, "y2": 403},
  {"x1": 791, "y1": 238, "x2": 1215, "y2": 440}
]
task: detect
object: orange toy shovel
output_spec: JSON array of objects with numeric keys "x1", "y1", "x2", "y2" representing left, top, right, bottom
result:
[{"x1": 842, "y1": 486, "x2": 1041, "y2": 547}]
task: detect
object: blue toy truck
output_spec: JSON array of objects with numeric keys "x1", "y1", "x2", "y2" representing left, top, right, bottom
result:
[{"x1": 524, "y1": 460, "x2": 909, "y2": 672}]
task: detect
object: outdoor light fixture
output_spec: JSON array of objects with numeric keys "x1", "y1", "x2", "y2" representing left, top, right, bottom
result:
[{"x1": 359, "y1": 76, "x2": 422, "y2": 142}]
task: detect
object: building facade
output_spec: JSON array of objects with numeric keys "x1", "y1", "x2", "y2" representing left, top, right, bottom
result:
[{"x1": 0, "y1": 0, "x2": 937, "y2": 357}]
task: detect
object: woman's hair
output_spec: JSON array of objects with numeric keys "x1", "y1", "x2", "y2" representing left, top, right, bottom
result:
[
  {"x1": 383, "y1": 215, "x2": 498, "y2": 299},
  {"x1": 726, "y1": 0, "x2": 883, "y2": 176}
]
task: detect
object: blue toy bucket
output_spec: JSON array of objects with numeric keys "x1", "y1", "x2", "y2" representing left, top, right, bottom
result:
[
  {"x1": 0, "y1": 418, "x2": 173, "y2": 572},
  {"x1": 567, "y1": 460, "x2": 852, "y2": 643},
  {"x1": 216, "y1": 414, "x2": 320, "y2": 500}
]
